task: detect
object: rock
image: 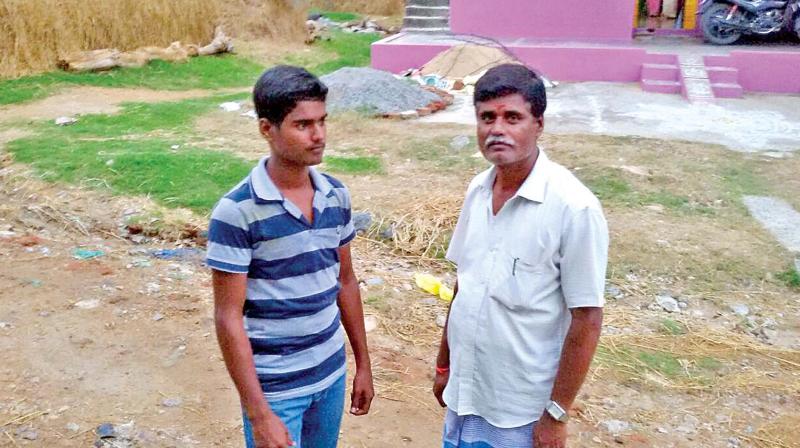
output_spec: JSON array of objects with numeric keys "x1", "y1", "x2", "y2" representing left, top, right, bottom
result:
[
  {"x1": 364, "y1": 315, "x2": 379, "y2": 333},
  {"x1": 219, "y1": 102, "x2": 242, "y2": 112},
  {"x1": 0, "y1": 321, "x2": 11, "y2": 329},
  {"x1": 435, "y1": 314, "x2": 447, "y2": 328},
  {"x1": 730, "y1": 303, "x2": 750, "y2": 316},
  {"x1": 66, "y1": 422, "x2": 81, "y2": 432},
  {"x1": 601, "y1": 420, "x2": 631, "y2": 435},
  {"x1": 352, "y1": 212, "x2": 372, "y2": 234},
  {"x1": 162, "y1": 397, "x2": 183, "y2": 408},
  {"x1": 676, "y1": 414, "x2": 699, "y2": 434},
  {"x1": 727, "y1": 436, "x2": 741, "y2": 447},
  {"x1": 55, "y1": 116, "x2": 78, "y2": 126},
  {"x1": 402, "y1": 283, "x2": 413, "y2": 291},
  {"x1": 656, "y1": 295, "x2": 680, "y2": 313},
  {"x1": 379, "y1": 225, "x2": 395, "y2": 240},
  {"x1": 365, "y1": 277, "x2": 384, "y2": 286},
  {"x1": 678, "y1": 301, "x2": 688, "y2": 309},
  {"x1": 16, "y1": 427, "x2": 37, "y2": 440},
  {"x1": 74, "y1": 298, "x2": 101, "y2": 310},
  {"x1": 145, "y1": 283, "x2": 161, "y2": 294},
  {"x1": 605, "y1": 285, "x2": 624, "y2": 299},
  {"x1": 96, "y1": 423, "x2": 116, "y2": 438},
  {"x1": 241, "y1": 110, "x2": 258, "y2": 120},
  {"x1": 152, "y1": 312, "x2": 165, "y2": 321},
  {"x1": 449, "y1": 135, "x2": 471, "y2": 151}
]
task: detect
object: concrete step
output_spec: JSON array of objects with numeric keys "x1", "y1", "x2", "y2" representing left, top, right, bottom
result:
[
  {"x1": 682, "y1": 78, "x2": 715, "y2": 102},
  {"x1": 641, "y1": 79, "x2": 682, "y2": 94},
  {"x1": 403, "y1": 16, "x2": 449, "y2": 29},
  {"x1": 706, "y1": 66, "x2": 739, "y2": 84},
  {"x1": 712, "y1": 82, "x2": 744, "y2": 98},
  {"x1": 641, "y1": 63, "x2": 680, "y2": 81},
  {"x1": 406, "y1": 0, "x2": 450, "y2": 7},
  {"x1": 643, "y1": 53, "x2": 679, "y2": 65},
  {"x1": 402, "y1": 27, "x2": 451, "y2": 33},
  {"x1": 405, "y1": 5, "x2": 449, "y2": 18}
]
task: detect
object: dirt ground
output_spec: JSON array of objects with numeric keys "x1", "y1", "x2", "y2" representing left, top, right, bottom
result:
[{"x1": 1, "y1": 86, "x2": 799, "y2": 448}]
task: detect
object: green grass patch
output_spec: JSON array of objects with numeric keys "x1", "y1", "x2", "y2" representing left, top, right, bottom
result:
[
  {"x1": 8, "y1": 135, "x2": 251, "y2": 212},
  {"x1": 324, "y1": 155, "x2": 383, "y2": 175},
  {"x1": 0, "y1": 55, "x2": 263, "y2": 106},
  {"x1": 582, "y1": 170, "x2": 713, "y2": 215},
  {"x1": 311, "y1": 10, "x2": 360, "y2": 22},
  {"x1": 595, "y1": 345, "x2": 725, "y2": 387},
  {"x1": 288, "y1": 30, "x2": 381, "y2": 75},
  {"x1": 721, "y1": 165, "x2": 770, "y2": 199},
  {"x1": 636, "y1": 351, "x2": 683, "y2": 378},
  {"x1": 777, "y1": 267, "x2": 800, "y2": 289},
  {"x1": 659, "y1": 318, "x2": 687, "y2": 335}
]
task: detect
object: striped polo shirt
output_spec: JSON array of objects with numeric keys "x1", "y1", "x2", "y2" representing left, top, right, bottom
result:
[{"x1": 206, "y1": 157, "x2": 355, "y2": 400}]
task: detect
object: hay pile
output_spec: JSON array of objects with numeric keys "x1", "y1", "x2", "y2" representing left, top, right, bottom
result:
[
  {"x1": 0, "y1": 0, "x2": 306, "y2": 78},
  {"x1": 321, "y1": 67, "x2": 441, "y2": 115}
]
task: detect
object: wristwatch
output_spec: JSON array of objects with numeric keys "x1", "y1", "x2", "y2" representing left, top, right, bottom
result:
[{"x1": 545, "y1": 400, "x2": 569, "y2": 423}]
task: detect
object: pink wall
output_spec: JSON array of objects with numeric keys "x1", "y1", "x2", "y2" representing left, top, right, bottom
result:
[
  {"x1": 705, "y1": 52, "x2": 800, "y2": 94},
  {"x1": 450, "y1": 0, "x2": 637, "y2": 41}
]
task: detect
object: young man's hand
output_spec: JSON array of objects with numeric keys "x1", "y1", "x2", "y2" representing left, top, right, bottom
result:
[
  {"x1": 350, "y1": 367, "x2": 374, "y2": 415},
  {"x1": 432, "y1": 369, "x2": 449, "y2": 408},
  {"x1": 533, "y1": 413, "x2": 567, "y2": 448},
  {"x1": 252, "y1": 412, "x2": 294, "y2": 448}
]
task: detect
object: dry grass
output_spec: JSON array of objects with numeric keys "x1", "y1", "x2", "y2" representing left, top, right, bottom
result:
[
  {"x1": 0, "y1": 0, "x2": 306, "y2": 78},
  {"x1": 308, "y1": 0, "x2": 404, "y2": 16}
]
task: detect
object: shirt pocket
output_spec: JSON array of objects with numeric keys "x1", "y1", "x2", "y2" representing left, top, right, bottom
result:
[{"x1": 488, "y1": 249, "x2": 545, "y2": 310}]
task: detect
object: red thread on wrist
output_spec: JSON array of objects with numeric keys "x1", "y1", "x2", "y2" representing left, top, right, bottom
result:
[{"x1": 435, "y1": 366, "x2": 450, "y2": 374}]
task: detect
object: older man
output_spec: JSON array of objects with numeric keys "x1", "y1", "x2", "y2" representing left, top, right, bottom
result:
[{"x1": 433, "y1": 64, "x2": 608, "y2": 448}]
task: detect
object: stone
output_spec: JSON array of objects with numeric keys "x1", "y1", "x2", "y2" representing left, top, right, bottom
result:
[
  {"x1": 435, "y1": 314, "x2": 447, "y2": 328},
  {"x1": 152, "y1": 312, "x2": 165, "y2": 321},
  {"x1": 449, "y1": 135, "x2": 471, "y2": 151},
  {"x1": 55, "y1": 116, "x2": 78, "y2": 126},
  {"x1": 605, "y1": 285, "x2": 624, "y2": 299},
  {"x1": 601, "y1": 420, "x2": 631, "y2": 435},
  {"x1": 16, "y1": 427, "x2": 38, "y2": 440},
  {"x1": 379, "y1": 225, "x2": 395, "y2": 240},
  {"x1": 352, "y1": 212, "x2": 372, "y2": 234},
  {"x1": 219, "y1": 102, "x2": 241, "y2": 112},
  {"x1": 66, "y1": 422, "x2": 81, "y2": 432},
  {"x1": 364, "y1": 315, "x2": 379, "y2": 333},
  {"x1": 730, "y1": 303, "x2": 750, "y2": 316},
  {"x1": 162, "y1": 397, "x2": 183, "y2": 408},
  {"x1": 676, "y1": 414, "x2": 699, "y2": 434},
  {"x1": 74, "y1": 298, "x2": 101, "y2": 310},
  {"x1": 365, "y1": 277, "x2": 384, "y2": 286},
  {"x1": 656, "y1": 295, "x2": 680, "y2": 313}
]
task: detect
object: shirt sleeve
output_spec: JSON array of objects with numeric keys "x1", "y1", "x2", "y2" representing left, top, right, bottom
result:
[
  {"x1": 206, "y1": 198, "x2": 253, "y2": 274},
  {"x1": 339, "y1": 187, "x2": 356, "y2": 247},
  {"x1": 560, "y1": 206, "x2": 609, "y2": 308}
]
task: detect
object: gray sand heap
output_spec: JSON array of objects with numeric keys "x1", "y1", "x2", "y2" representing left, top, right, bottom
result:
[{"x1": 321, "y1": 67, "x2": 441, "y2": 115}]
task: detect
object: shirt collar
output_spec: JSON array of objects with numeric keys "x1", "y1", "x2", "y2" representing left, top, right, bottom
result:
[
  {"x1": 250, "y1": 157, "x2": 333, "y2": 203},
  {"x1": 478, "y1": 148, "x2": 550, "y2": 204}
]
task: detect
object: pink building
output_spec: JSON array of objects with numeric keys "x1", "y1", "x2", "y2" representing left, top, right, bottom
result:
[{"x1": 372, "y1": 0, "x2": 800, "y2": 99}]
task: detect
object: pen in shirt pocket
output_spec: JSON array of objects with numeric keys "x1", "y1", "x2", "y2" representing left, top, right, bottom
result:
[{"x1": 512, "y1": 257, "x2": 519, "y2": 276}]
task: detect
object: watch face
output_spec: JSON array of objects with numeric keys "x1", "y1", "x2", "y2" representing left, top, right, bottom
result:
[{"x1": 548, "y1": 402, "x2": 567, "y2": 422}]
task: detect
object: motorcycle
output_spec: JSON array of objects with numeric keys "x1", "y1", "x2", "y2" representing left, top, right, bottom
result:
[{"x1": 699, "y1": 0, "x2": 800, "y2": 44}]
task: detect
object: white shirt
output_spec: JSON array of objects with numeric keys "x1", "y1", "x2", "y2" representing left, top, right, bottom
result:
[{"x1": 444, "y1": 150, "x2": 609, "y2": 428}]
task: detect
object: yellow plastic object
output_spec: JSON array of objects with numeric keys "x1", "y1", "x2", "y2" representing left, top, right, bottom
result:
[
  {"x1": 414, "y1": 273, "x2": 441, "y2": 296},
  {"x1": 439, "y1": 285, "x2": 454, "y2": 302},
  {"x1": 684, "y1": 0, "x2": 699, "y2": 29}
]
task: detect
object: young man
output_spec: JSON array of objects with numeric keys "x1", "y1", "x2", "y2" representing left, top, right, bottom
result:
[
  {"x1": 432, "y1": 64, "x2": 608, "y2": 447},
  {"x1": 207, "y1": 66, "x2": 374, "y2": 448}
]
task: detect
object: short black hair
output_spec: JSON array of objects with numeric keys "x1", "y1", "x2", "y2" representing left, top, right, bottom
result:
[
  {"x1": 253, "y1": 65, "x2": 328, "y2": 125},
  {"x1": 474, "y1": 63, "x2": 547, "y2": 118}
]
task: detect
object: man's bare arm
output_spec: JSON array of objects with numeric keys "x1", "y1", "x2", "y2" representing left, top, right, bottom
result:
[
  {"x1": 535, "y1": 306, "x2": 603, "y2": 447},
  {"x1": 337, "y1": 244, "x2": 374, "y2": 415},
  {"x1": 433, "y1": 281, "x2": 458, "y2": 407}
]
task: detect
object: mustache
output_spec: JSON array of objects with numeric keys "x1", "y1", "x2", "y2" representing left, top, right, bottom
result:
[{"x1": 485, "y1": 136, "x2": 515, "y2": 147}]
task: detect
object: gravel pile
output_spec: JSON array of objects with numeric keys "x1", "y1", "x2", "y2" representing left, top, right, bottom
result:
[{"x1": 321, "y1": 67, "x2": 441, "y2": 115}]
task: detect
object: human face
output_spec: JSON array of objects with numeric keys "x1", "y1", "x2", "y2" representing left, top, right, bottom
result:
[
  {"x1": 476, "y1": 93, "x2": 543, "y2": 169},
  {"x1": 260, "y1": 100, "x2": 327, "y2": 167}
]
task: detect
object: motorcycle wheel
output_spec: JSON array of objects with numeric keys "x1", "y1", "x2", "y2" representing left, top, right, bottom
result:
[
  {"x1": 794, "y1": 14, "x2": 800, "y2": 41},
  {"x1": 701, "y1": 3, "x2": 744, "y2": 45}
]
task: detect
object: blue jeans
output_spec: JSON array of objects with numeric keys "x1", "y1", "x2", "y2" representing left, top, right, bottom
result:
[{"x1": 243, "y1": 374, "x2": 345, "y2": 448}]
